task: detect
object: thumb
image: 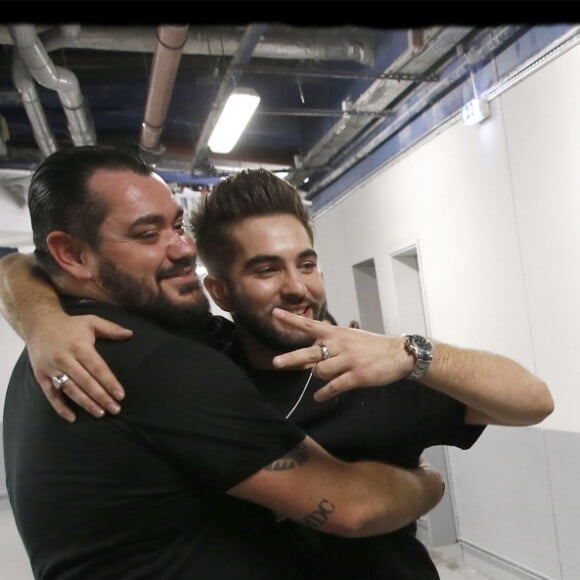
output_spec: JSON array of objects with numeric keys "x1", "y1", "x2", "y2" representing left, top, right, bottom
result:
[{"x1": 90, "y1": 316, "x2": 133, "y2": 340}]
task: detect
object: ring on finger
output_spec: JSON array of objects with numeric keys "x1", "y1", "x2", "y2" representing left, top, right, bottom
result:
[
  {"x1": 318, "y1": 342, "x2": 330, "y2": 361},
  {"x1": 51, "y1": 373, "x2": 70, "y2": 390}
]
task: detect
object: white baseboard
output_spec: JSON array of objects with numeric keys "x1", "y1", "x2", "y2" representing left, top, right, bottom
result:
[{"x1": 461, "y1": 540, "x2": 552, "y2": 580}]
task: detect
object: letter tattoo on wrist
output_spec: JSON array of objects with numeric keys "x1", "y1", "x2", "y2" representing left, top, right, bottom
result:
[{"x1": 303, "y1": 498, "x2": 335, "y2": 528}]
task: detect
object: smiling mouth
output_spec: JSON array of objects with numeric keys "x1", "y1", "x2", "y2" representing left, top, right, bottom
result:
[
  {"x1": 160, "y1": 265, "x2": 195, "y2": 280},
  {"x1": 280, "y1": 305, "x2": 313, "y2": 318}
]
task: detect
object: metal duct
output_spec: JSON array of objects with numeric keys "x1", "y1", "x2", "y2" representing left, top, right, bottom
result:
[
  {"x1": 140, "y1": 25, "x2": 189, "y2": 155},
  {"x1": 0, "y1": 26, "x2": 373, "y2": 65},
  {"x1": 8, "y1": 24, "x2": 96, "y2": 148},
  {"x1": 10, "y1": 25, "x2": 84, "y2": 159},
  {"x1": 12, "y1": 53, "x2": 56, "y2": 158}
]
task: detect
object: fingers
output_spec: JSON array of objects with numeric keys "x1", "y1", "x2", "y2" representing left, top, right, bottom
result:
[
  {"x1": 41, "y1": 379, "x2": 77, "y2": 423},
  {"x1": 272, "y1": 308, "x2": 327, "y2": 337},
  {"x1": 312, "y1": 372, "x2": 355, "y2": 402},
  {"x1": 58, "y1": 375, "x2": 112, "y2": 419},
  {"x1": 60, "y1": 363, "x2": 122, "y2": 418},
  {"x1": 273, "y1": 341, "x2": 326, "y2": 370},
  {"x1": 37, "y1": 354, "x2": 124, "y2": 420},
  {"x1": 75, "y1": 349, "x2": 125, "y2": 403}
]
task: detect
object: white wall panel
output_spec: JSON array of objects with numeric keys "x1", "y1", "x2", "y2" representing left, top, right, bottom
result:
[
  {"x1": 314, "y1": 205, "x2": 360, "y2": 327},
  {"x1": 501, "y1": 44, "x2": 580, "y2": 434},
  {"x1": 311, "y1": 42, "x2": 578, "y2": 580},
  {"x1": 449, "y1": 427, "x2": 560, "y2": 579}
]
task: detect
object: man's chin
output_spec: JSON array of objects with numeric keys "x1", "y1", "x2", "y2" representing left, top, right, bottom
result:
[{"x1": 276, "y1": 331, "x2": 315, "y2": 352}]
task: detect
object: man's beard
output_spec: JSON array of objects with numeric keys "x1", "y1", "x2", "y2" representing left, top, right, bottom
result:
[
  {"x1": 230, "y1": 293, "x2": 327, "y2": 354},
  {"x1": 98, "y1": 257, "x2": 212, "y2": 332}
]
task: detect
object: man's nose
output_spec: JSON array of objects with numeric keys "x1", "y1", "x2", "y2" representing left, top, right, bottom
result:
[
  {"x1": 281, "y1": 269, "x2": 307, "y2": 295},
  {"x1": 167, "y1": 231, "x2": 197, "y2": 259}
]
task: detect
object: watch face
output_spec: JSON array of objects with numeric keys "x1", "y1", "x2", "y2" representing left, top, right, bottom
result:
[
  {"x1": 406, "y1": 334, "x2": 432, "y2": 357},
  {"x1": 405, "y1": 334, "x2": 432, "y2": 380},
  {"x1": 413, "y1": 335, "x2": 430, "y2": 350}
]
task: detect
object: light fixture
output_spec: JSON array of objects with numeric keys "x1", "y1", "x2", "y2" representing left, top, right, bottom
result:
[{"x1": 208, "y1": 88, "x2": 260, "y2": 154}]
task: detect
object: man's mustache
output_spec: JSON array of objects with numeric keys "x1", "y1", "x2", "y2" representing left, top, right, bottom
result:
[{"x1": 156, "y1": 259, "x2": 199, "y2": 285}]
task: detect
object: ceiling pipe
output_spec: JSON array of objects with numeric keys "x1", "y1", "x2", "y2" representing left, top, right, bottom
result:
[
  {"x1": 0, "y1": 26, "x2": 373, "y2": 65},
  {"x1": 12, "y1": 53, "x2": 57, "y2": 158},
  {"x1": 8, "y1": 24, "x2": 96, "y2": 148},
  {"x1": 139, "y1": 25, "x2": 189, "y2": 156},
  {"x1": 9, "y1": 25, "x2": 80, "y2": 158}
]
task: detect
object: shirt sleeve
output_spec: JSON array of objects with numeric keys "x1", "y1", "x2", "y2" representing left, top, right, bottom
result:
[{"x1": 404, "y1": 380, "x2": 486, "y2": 450}]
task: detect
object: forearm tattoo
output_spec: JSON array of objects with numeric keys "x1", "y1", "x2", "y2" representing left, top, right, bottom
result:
[
  {"x1": 264, "y1": 443, "x2": 336, "y2": 529},
  {"x1": 303, "y1": 498, "x2": 335, "y2": 528},
  {"x1": 264, "y1": 441, "x2": 308, "y2": 471}
]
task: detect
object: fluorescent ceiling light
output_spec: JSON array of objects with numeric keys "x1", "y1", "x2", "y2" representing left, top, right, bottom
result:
[{"x1": 208, "y1": 88, "x2": 260, "y2": 154}]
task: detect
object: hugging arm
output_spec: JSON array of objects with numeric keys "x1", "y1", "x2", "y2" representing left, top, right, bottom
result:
[
  {"x1": 229, "y1": 437, "x2": 444, "y2": 537},
  {"x1": 0, "y1": 252, "x2": 132, "y2": 422}
]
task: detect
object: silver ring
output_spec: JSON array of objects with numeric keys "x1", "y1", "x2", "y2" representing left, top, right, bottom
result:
[
  {"x1": 318, "y1": 342, "x2": 330, "y2": 361},
  {"x1": 51, "y1": 373, "x2": 70, "y2": 390}
]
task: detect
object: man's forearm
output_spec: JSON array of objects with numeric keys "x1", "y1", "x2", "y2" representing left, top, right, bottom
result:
[
  {"x1": 347, "y1": 459, "x2": 444, "y2": 537},
  {"x1": 231, "y1": 437, "x2": 445, "y2": 538},
  {"x1": 270, "y1": 311, "x2": 554, "y2": 427},
  {"x1": 422, "y1": 342, "x2": 554, "y2": 426},
  {"x1": 0, "y1": 252, "x2": 62, "y2": 340},
  {"x1": 304, "y1": 458, "x2": 445, "y2": 538}
]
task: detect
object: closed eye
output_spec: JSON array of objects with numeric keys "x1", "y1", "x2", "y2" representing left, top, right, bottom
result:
[
  {"x1": 299, "y1": 261, "x2": 317, "y2": 272},
  {"x1": 255, "y1": 266, "x2": 278, "y2": 276},
  {"x1": 136, "y1": 229, "x2": 160, "y2": 242}
]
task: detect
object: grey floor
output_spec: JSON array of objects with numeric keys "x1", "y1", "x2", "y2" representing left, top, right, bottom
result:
[{"x1": 0, "y1": 499, "x2": 492, "y2": 580}]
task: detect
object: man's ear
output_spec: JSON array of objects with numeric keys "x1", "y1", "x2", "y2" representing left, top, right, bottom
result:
[
  {"x1": 203, "y1": 275, "x2": 233, "y2": 312},
  {"x1": 46, "y1": 231, "x2": 93, "y2": 280}
]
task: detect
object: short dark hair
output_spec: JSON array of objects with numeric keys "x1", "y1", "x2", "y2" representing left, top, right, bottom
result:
[
  {"x1": 191, "y1": 169, "x2": 313, "y2": 279},
  {"x1": 28, "y1": 145, "x2": 152, "y2": 274}
]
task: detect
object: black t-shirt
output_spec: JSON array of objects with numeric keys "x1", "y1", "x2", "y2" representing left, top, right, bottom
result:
[
  {"x1": 3, "y1": 301, "x2": 307, "y2": 579},
  {"x1": 246, "y1": 361, "x2": 486, "y2": 580}
]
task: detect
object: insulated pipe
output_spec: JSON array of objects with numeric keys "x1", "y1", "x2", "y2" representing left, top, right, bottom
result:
[
  {"x1": 139, "y1": 25, "x2": 189, "y2": 154},
  {"x1": 12, "y1": 53, "x2": 57, "y2": 158},
  {"x1": 8, "y1": 24, "x2": 96, "y2": 147},
  {"x1": 0, "y1": 26, "x2": 372, "y2": 65},
  {"x1": 10, "y1": 25, "x2": 83, "y2": 158}
]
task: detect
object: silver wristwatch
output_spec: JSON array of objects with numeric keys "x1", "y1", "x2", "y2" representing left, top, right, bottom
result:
[{"x1": 403, "y1": 334, "x2": 433, "y2": 380}]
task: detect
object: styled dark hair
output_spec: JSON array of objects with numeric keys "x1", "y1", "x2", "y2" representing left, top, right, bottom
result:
[
  {"x1": 191, "y1": 169, "x2": 313, "y2": 279},
  {"x1": 28, "y1": 145, "x2": 152, "y2": 274}
]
